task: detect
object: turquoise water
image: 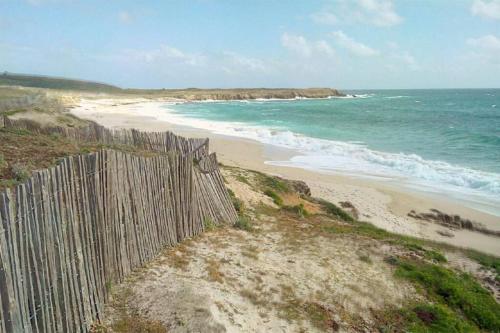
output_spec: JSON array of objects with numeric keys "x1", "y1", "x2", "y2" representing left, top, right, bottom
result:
[{"x1": 166, "y1": 89, "x2": 500, "y2": 204}]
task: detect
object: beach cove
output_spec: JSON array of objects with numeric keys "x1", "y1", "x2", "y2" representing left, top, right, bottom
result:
[{"x1": 71, "y1": 97, "x2": 500, "y2": 256}]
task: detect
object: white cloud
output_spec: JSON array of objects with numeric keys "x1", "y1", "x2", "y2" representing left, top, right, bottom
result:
[
  {"x1": 281, "y1": 33, "x2": 335, "y2": 58},
  {"x1": 331, "y1": 30, "x2": 379, "y2": 57},
  {"x1": 315, "y1": 40, "x2": 336, "y2": 56},
  {"x1": 118, "y1": 11, "x2": 132, "y2": 24},
  {"x1": 394, "y1": 52, "x2": 420, "y2": 71},
  {"x1": 467, "y1": 34, "x2": 500, "y2": 50},
  {"x1": 117, "y1": 45, "x2": 206, "y2": 67},
  {"x1": 471, "y1": 0, "x2": 500, "y2": 20},
  {"x1": 467, "y1": 35, "x2": 500, "y2": 63},
  {"x1": 221, "y1": 52, "x2": 268, "y2": 73},
  {"x1": 311, "y1": 0, "x2": 402, "y2": 28},
  {"x1": 25, "y1": 0, "x2": 69, "y2": 5},
  {"x1": 357, "y1": 0, "x2": 403, "y2": 27},
  {"x1": 281, "y1": 33, "x2": 312, "y2": 57},
  {"x1": 310, "y1": 11, "x2": 338, "y2": 25}
]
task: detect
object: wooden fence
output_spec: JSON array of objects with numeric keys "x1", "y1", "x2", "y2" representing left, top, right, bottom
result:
[
  {"x1": 0, "y1": 117, "x2": 237, "y2": 332},
  {"x1": 1, "y1": 116, "x2": 209, "y2": 159}
]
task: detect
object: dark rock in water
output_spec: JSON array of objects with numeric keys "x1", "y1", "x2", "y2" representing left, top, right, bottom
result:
[
  {"x1": 339, "y1": 201, "x2": 355, "y2": 209},
  {"x1": 408, "y1": 208, "x2": 500, "y2": 237},
  {"x1": 436, "y1": 230, "x2": 454, "y2": 238}
]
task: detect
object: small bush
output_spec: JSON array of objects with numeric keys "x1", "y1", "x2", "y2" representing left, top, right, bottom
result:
[
  {"x1": 283, "y1": 203, "x2": 309, "y2": 218},
  {"x1": 264, "y1": 189, "x2": 283, "y2": 206},
  {"x1": 235, "y1": 174, "x2": 250, "y2": 185},
  {"x1": 466, "y1": 250, "x2": 500, "y2": 282},
  {"x1": 408, "y1": 303, "x2": 476, "y2": 332},
  {"x1": 10, "y1": 163, "x2": 30, "y2": 182},
  {"x1": 0, "y1": 153, "x2": 6, "y2": 169},
  {"x1": 203, "y1": 217, "x2": 217, "y2": 231},
  {"x1": 358, "y1": 254, "x2": 372, "y2": 264},
  {"x1": 378, "y1": 303, "x2": 477, "y2": 333},
  {"x1": 318, "y1": 200, "x2": 355, "y2": 222},
  {"x1": 394, "y1": 258, "x2": 500, "y2": 331},
  {"x1": 258, "y1": 173, "x2": 290, "y2": 192},
  {"x1": 424, "y1": 250, "x2": 447, "y2": 263},
  {"x1": 227, "y1": 188, "x2": 245, "y2": 214},
  {"x1": 234, "y1": 215, "x2": 253, "y2": 231}
]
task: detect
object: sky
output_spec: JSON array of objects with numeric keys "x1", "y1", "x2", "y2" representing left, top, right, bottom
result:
[{"x1": 1, "y1": 0, "x2": 500, "y2": 89}]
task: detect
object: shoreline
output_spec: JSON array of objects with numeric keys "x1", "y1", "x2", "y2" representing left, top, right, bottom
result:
[{"x1": 71, "y1": 98, "x2": 500, "y2": 256}]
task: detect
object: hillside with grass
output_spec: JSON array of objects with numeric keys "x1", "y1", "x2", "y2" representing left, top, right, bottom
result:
[
  {"x1": 0, "y1": 72, "x2": 343, "y2": 99},
  {"x1": 0, "y1": 72, "x2": 122, "y2": 93}
]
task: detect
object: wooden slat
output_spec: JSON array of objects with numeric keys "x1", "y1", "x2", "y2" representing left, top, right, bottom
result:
[{"x1": 0, "y1": 117, "x2": 237, "y2": 332}]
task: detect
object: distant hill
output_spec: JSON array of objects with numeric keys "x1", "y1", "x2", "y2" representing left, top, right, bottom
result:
[
  {"x1": 0, "y1": 72, "x2": 344, "y2": 99},
  {"x1": 0, "y1": 72, "x2": 122, "y2": 93}
]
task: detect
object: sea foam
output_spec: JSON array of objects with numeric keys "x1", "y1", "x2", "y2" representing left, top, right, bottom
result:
[{"x1": 158, "y1": 103, "x2": 500, "y2": 202}]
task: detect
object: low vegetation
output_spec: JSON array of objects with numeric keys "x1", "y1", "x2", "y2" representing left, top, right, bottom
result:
[
  {"x1": 390, "y1": 258, "x2": 500, "y2": 331},
  {"x1": 264, "y1": 188, "x2": 283, "y2": 206},
  {"x1": 224, "y1": 167, "x2": 500, "y2": 332},
  {"x1": 466, "y1": 249, "x2": 500, "y2": 282},
  {"x1": 0, "y1": 126, "x2": 159, "y2": 191}
]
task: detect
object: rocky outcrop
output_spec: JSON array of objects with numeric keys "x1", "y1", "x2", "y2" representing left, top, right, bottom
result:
[
  {"x1": 283, "y1": 178, "x2": 312, "y2": 197},
  {"x1": 145, "y1": 88, "x2": 345, "y2": 101},
  {"x1": 408, "y1": 209, "x2": 500, "y2": 237},
  {"x1": 339, "y1": 201, "x2": 360, "y2": 220}
]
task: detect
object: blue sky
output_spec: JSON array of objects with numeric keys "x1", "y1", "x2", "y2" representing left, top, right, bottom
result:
[{"x1": 1, "y1": 0, "x2": 500, "y2": 89}]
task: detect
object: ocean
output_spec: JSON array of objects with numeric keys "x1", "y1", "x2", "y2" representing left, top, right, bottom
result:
[{"x1": 163, "y1": 89, "x2": 500, "y2": 213}]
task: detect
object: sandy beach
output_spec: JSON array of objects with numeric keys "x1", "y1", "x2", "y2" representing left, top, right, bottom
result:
[{"x1": 71, "y1": 98, "x2": 500, "y2": 256}]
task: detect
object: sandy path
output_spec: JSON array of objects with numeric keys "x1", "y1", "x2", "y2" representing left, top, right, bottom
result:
[
  {"x1": 102, "y1": 169, "x2": 417, "y2": 332},
  {"x1": 70, "y1": 98, "x2": 500, "y2": 256}
]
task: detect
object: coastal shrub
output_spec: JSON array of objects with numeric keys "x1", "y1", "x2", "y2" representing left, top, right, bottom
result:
[
  {"x1": 257, "y1": 172, "x2": 290, "y2": 192},
  {"x1": 378, "y1": 303, "x2": 477, "y2": 333},
  {"x1": 424, "y1": 249, "x2": 447, "y2": 263},
  {"x1": 466, "y1": 250, "x2": 500, "y2": 282},
  {"x1": 318, "y1": 200, "x2": 355, "y2": 222},
  {"x1": 0, "y1": 153, "x2": 6, "y2": 169},
  {"x1": 203, "y1": 217, "x2": 217, "y2": 231},
  {"x1": 358, "y1": 254, "x2": 372, "y2": 264},
  {"x1": 393, "y1": 258, "x2": 500, "y2": 331},
  {"x1": 227, "y1": 188, "x2": 245, "y2": 214},
  {"x1": 407, "y1": 303, "x2": 477, "y2": 333},
  {"x1": 235, "y1": 174, "x2": 250, "y2": 185},
  {"x1": 264, "y1": 189, "x2": 283, "y2": 206},
  {"x1": 234, "y1": 215, "x2": 253, "y2": 232},
  {"x1": 11, "y1": 163, "x2": 30, "y2": 182},
  {"x1": 283, "y1": 203, "x2": 309, "y2": 218}
]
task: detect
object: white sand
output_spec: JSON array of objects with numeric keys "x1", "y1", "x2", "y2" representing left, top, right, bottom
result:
[{"x1": 71, "y1": 98, "x2": 500, "y2": 256}]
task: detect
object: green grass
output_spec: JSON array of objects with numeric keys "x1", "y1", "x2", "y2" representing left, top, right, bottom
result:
[
  {"x1": 0, "y1": 73, "x2": 121, "y2": 93},
  {"x1": 234, "y1": 215, "x2": 253, "y2": 232},
  {"x1": 465, "y1": 249, "x2": 500, "y2": 282},
  {"x1": 317, "y1": 199, "x2": 355, "y2": 222},
  {"x1": 256, "y1": 172, "x2": 290, "y2": 193},
  {"x1": 358, "y1": 254, "x2": 372, "y2": 264},
  {"x1": 283, "y1": 203, "x2": 309, "y2": 218},
  {"x1": 10, "y1": 163, "x2": 30, "y2": 182},
  {"x1": 424, "y1": 249, "x2": 447, "y2": 263},
  {"x1": 235, "y1": 174, "x2": 250, "y2": 185},
  {"x1": 0, "y1": 154, "x2": 5, "y2": 169},
  {"x1": 264, "y1": 189, "x2": 283, "y2": 206},
  {"x1": 392, "y1": 258, "x2": 500, "y2": 331},
  {"x1": 203, "y1": 217, "x2": 217, "y2": 231},
  {"x1": 227, "y1": 188, "x2": 245, "y2": 214},
  {"x1": 378, "y1": 303, "x2": 478, "y2": 333}
]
